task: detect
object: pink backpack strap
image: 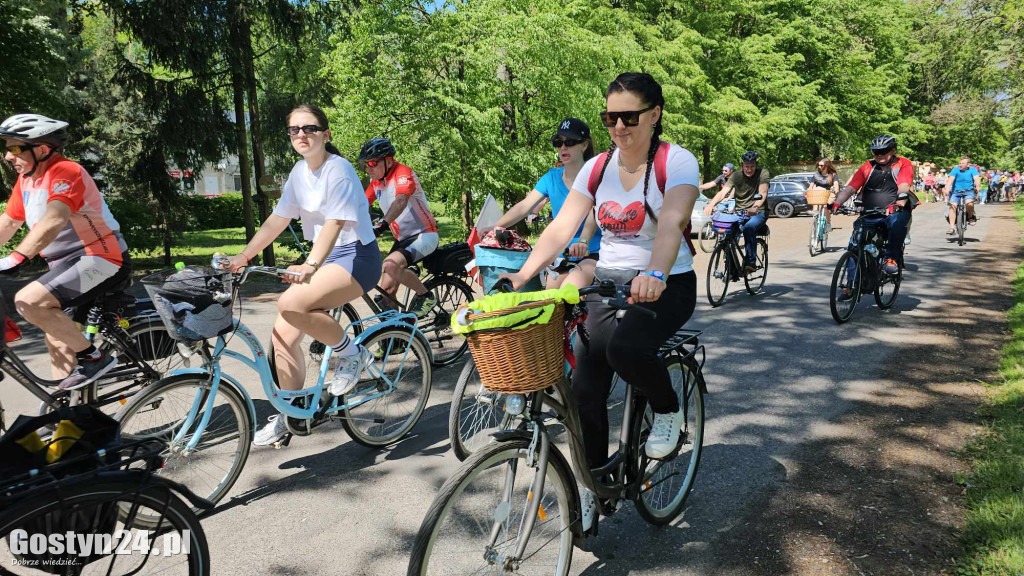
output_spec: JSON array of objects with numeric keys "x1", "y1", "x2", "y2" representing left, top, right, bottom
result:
[
  {"x1": 652, "y1": 142, "x2": 696, "y2": 256},
  {"x1": 587, "y1": 152, "x2": 610, "y2": 196}
]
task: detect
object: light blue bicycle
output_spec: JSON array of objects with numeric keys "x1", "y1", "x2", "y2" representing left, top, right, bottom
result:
[{"x1": 115, "y1": 265, "x2": 433, "y2": 516}]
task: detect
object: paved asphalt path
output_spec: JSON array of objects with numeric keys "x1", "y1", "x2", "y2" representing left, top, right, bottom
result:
[{"x1": 1, "y1": 200, "x2": 1006, "y2": 575}]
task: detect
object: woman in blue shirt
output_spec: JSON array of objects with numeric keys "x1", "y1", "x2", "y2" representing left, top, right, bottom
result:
[{"x1": 494, "y1": 118, "x2": 600, "y2": 288}]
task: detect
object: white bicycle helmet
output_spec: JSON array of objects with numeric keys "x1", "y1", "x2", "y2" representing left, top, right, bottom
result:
[{"x1": 0, "y1": 114, "x2": 69, "y2": 149}]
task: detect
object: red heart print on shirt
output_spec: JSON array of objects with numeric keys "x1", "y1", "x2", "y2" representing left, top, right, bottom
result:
[{"x1": 597, "y1": 200, "x2": 645, "y2": 236}]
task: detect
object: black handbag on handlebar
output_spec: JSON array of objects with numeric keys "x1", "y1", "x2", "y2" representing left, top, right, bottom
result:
[{"x1": 421, "y1": 242, "x2": 474, "y2": 276}]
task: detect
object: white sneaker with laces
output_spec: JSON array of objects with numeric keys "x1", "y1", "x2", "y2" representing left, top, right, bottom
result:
[
  {"x1": 646, "y1": 408, "x2": 685, "y2": 459},
  {"x1": 579, "y1": 489, "x2": 596, "y2": 532},
  {"x1": 253, "y1": 414, "x2": 288, "y2": 446},
  {"x1": 328, "y1": 345, "x2": 373, "y2": 397}
]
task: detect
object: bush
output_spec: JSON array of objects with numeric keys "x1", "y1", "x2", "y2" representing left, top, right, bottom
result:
[{"x1": 181, "y1": 193, "x2": 249, "y2": 230}]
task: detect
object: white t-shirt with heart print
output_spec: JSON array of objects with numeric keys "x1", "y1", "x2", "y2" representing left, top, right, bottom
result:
[{"x1": 572, "y1": 143, "x2": 699, "y2": 275}]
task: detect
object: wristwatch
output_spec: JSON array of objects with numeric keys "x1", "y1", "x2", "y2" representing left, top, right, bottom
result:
[
  {"x1": 645, "y1": 270, "x2": 666, "y2": 281},
  {"x1": 304, "y1": 259, "x2": 320, "y2": 270}
]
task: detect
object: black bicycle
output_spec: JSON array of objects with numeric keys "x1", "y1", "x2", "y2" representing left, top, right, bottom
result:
[
  {"x1": 0, "y1": 283, "x2": 192, "y2": 434},
  {"x1": 829, "y1": 200, "x2": 905, "y2": 324},
  {"x1": 408, "y1": 282, "x2": 707, "y2": 575},
  {"x1": 951, "y1": 191, "x2": 974, "y2": 246},
  {"x1": 706, "y1": 210, "x2": 769, "y2": 307},
  {"x1": 0, "y1": 413, "x2": 212, "y2": 575}
]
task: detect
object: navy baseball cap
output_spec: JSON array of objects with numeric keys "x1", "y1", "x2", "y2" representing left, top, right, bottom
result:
[
  {"x1": 723, "y1": 163, "x2": 735, "y2": 170},
  {"x1": 553, "y1": 118, "x2": 590, "y2": 141}
]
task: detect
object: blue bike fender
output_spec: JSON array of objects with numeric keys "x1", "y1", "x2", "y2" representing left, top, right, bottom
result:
[
  {"x1": 168, "y1": 368, "x2": 258, "y2": 434},
  {"x1": 353, "y1": 320, "x2": 432, "y2": 361}
]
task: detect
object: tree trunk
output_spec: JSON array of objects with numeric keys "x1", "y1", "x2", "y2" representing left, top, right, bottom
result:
[
  {"x1": 239, "y1": 1, "x2": 274, "y2": 266},
  {"x1": 702, "y1": 138, "x2": 712, "y2": 184},
  {"x1": 460, "y1": 156, "x2": 473, "y2": 231},
  {"x1": 227, "y1": 0, "x2": 256, "y2": 242}
]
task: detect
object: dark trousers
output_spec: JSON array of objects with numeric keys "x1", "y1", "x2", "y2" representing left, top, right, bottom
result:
[
  {"x1": 883, "y1": 209, "x2": 912, "y2": 262},
  {"x1": 572, "y1": 271, "x2": 697, "y2": 468},
  {"x1": 741, "y1": 212, "x2": 768, "y2": 265}
]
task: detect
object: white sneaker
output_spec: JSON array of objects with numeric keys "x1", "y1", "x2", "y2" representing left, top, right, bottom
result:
[
  {"x1": 579, "y1": 489, "x2": 596, "y2": 532},
  {"x1": 253, "y1": 414, "x2": 288, "y2": 446},
  {"x1": 646, "y1": 408, "x2": 685, "y2": 459},
  {"x1": 328, "y1": 345, "x2": 373, "y2": 396}
]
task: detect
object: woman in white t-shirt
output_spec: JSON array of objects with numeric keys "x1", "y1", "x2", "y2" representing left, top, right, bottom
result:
[
  {"x1": 502, "y1": 73, "x2": 700, "y2": 531},
  {"x1": 223, "y1": 104, "x2": 381, "y2": 447}
]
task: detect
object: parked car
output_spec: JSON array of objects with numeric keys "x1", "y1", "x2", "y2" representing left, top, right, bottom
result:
[
  {"x1": 771, "y1": 172, "x2": 817, "y2": 186},
  {"x1": 690, "y1": 195, "x2": 710, "y2": 234},
  {"x1": 766, "y1": 180, "x2": 811, "y2": 218}
]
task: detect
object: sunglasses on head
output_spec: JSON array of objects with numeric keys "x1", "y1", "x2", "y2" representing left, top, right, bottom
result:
[
  {"x1": 599, "y1": 106, "x2": 655, "y2": 128},
  {"x1": 285, "y1": 125, "x2": 325, "y2": 136},
  {"x1": 363, "y1": 159, "x2": 385, "y2": 168},
  {"x1": 551, "y1": 138, "x2": 584, "y2": 149},
  {"x1": 5, "y1": 144, "x2": 36, "y2": 155}
]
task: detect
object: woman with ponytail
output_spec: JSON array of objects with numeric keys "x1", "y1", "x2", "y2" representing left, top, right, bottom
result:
[
  {"x1": 501, "y1": 73, "x2": 701, "y2": 531},
  {"x1": 222, "y1": 104, "x2": 381, "y2": 447}
]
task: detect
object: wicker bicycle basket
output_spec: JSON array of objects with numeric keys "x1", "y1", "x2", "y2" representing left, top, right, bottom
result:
[
  {"x1": 463, "y1": 299, "x2": 565, "y2": 394},
  {"x1": 805, "y1": 188, "x2": 832, "y2": 205}
]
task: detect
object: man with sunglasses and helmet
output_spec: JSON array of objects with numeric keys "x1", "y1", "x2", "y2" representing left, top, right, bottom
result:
[
  {"x1": 360, "y1": 138, "x2": 439, "y2": 317},
  {"x1": 0, "y1": 113, "x2": 130, "y2": 390},
  {"x1": 703, "y1": 151, "x2": 770, "y2": 273},
  {"x1": 699, "y1": 163, "x2": 735, "y2": 196},
  {"x1": 831, "y1": 135, "x2": 916, "y2": 276}
]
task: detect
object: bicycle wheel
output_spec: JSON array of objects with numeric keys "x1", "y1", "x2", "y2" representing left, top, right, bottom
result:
[
  {"x1": 954, "y1": 203, "x2": 962, "y2": 243},
  {"x1": 421, "y1": 276, "x2": 474, "y2": 366},
  {"x1": 0, "y1": 476, "x2": 209, "y2": 575},
  {"x1": 743, "y1": 239, "x2": 768, "y2": 295},
  {"x1": 448, "y1": 358, "x2": 515, "y2": 461},
  {"x1": 874, "y1": 260, "x2": 902, "y2": 309},
  {"x1": 340, "y1": 328, "x2": 432, "y2": 447},
  {"x1": 808, "y1": 213, "x2": 820, "y2": 256},
  {"x1": 829, "y1": 250, "x2": 862, "y2": 324},
  {"x1": 706, "y1": 242, "x2": 730, "y2": 307},
  {"x1": 635, "y1": 356, "x2": 705, "y2": 524},
  {"x1": 116, "y1": 374, "x2": 253, "y2": 516},
  {"x1": 698, "y1": 222, "x2": 716, "y2": 253},
  {"x1": 407, "y1": 438, "x2": 575, "y2": 576},
  {"x1": 268, "y1": 305, "x2": 361, "y2": 389}
]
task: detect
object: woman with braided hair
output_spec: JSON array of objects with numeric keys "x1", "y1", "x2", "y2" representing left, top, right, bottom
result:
[{"x1": 501, "y1": 72, "x2": 700, "y2": 532}]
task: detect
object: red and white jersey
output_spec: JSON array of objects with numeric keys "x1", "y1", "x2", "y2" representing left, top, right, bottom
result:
[
  {"x1": 364, "y1": 163, "x2": 437, "y2": 240},
  {"x1": 5, "y1": 156, "x2": 126, "y2": 264}
]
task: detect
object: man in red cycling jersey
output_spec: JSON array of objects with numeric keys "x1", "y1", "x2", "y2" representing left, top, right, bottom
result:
[
  {"x1": 360, "y1": 138, "x2": 440, "y2": 317},
  {"x1": 832, "y1": 135, "x2": 916, "y2": 276},
  {"x1": 0, "y1": 114, "x2": 131, "y2": 390}
]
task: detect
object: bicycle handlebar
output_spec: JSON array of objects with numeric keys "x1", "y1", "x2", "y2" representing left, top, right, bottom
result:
[{"x1": 494, "y1": 278, "x2": 657, "y2": 319}]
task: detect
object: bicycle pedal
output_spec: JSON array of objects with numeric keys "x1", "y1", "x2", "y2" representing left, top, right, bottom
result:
[{"x1": 273, "y1": 433, "x2": 293, "y2": 449}]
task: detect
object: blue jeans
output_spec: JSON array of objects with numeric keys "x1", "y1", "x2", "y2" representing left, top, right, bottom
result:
[
  {"x1": 883, "y1": 210, "x2": 911, "y2": 263},
  {"x1": 978, "y1": 188, "x2": 988, "y2": 203},
  {"x1": 740, "y1": 212, "x2": 768, "y2": 265}
]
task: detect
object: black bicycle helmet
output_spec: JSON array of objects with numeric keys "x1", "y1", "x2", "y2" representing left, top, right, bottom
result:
[
  {"x1": 869, "y1": 135, "x2": 897, "y2": 153},
  {"x1": 740, "y1": 150, "x2": 760, "y2": 164},
  {"x1": 358, "y1": 138, "x2": 396, "y2": 162}
]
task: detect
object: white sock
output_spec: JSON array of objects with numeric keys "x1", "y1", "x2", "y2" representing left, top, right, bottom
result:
[{"x1": 330, "y1": 335, "x2": 359, "y2": 358}]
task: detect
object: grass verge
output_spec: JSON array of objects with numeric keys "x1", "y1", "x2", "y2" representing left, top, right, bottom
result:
[{"x1": 956, "y1": 201, "x2": 1024, "y2": 575}]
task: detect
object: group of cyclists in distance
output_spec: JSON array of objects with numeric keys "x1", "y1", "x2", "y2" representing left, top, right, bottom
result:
[{"x1": 0, "y1": 69, "x2": 1016, "y2": 543}]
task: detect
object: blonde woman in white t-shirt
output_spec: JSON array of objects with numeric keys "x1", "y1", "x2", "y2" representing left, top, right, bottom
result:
[
  {"x1": 502, "y1": 73, "x2": 701, "y2": 532},
  {"x1": 222, "y1": 105, "x2": 382, "y2": 446}
]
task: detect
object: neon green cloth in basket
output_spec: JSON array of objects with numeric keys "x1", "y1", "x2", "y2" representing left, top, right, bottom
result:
[{"x1": 451, "y1": 285, "x2": 580, "y2": 334}]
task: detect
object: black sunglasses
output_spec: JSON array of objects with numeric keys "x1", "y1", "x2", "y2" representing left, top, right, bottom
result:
[
  {"x1": 285, "y1": 125, "x2": 325, "y2": 136},
  {"x1": 551, "y1": 138, "x2": 584, "y2": 148},
  {"x1": 599, "y1": 106, "x2": 655, "y2": 128},
  {"x1": 5, "y1": 144, "x2": 36, "y2": 155}
]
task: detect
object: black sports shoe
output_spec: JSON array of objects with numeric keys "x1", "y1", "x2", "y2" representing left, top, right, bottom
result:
[{"x1": 59, "y1": 352, "x2": 117, "y2": 390}]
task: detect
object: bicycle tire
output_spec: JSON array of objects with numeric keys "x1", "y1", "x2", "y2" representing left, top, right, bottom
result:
[
  {"x1": 635, "y1": 355, "x2": 705, "y2": 525},
  {"x1": 268, "y1": 305, "x2": 360, "y2": 389},
  {"x1": 116, "y1": 374, "x2": 253, "y2": 517},
  {"x1": 341, "y1": 327, "x2": 432, "y2": 447},
  {"x1": 706, "y1": 243, "x2": 730, "y2": 307},
  {"x1": 744, "y1": 239, "x2": 768, "y2": 295},
  {"x1": 0, "y1": 476, "x2": 210, "y2": 575},
  {"x1": 874, "y1": 262, "x2": 902, "y2": 309},
  {"x1": 698, "y1": 222, "x2": 716, "y2": 253},
  {"x1": 448, "y1": 358, "x2": 515, "y2": 461},
  {"x1": 954, "y1": 203, "x2": 962, "y2": 243},
  {"x1": 421, "y1": 276, "x2": 474, "y2": 366},
  {"x1": 407, "y1": 438, "x2": 576, "y2": 576},
  {"x1": 808, "y1": 212, "x2": 820, "y2": 257},
  {"x1": 830, "y1": 250, "x2": 862, "y2": 324}
]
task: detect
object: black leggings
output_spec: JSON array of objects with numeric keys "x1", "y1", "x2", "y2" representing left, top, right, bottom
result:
[{"x1": 571, "y1": 271, "x2": 697, "y2": 468}]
